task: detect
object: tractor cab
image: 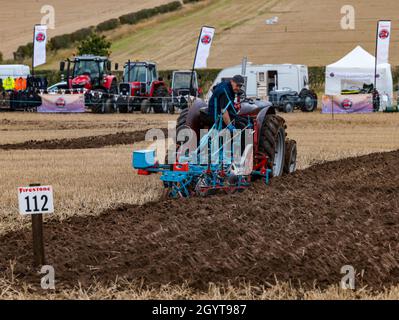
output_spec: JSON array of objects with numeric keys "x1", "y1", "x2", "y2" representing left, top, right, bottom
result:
[
  {"x1": 60, "y1": 55, "x2": 116, "y2": 92},
  {"x1": 170, "y1": 70, "x2": 202, "y2": 111},
  {"x1": 121, "y1": 61, "x2": 159, "y2": 96},
  {"x1": 171, "y1": 70, "x2": 199, "y2": 96},
  {"x1": 117, "y1": 60, "x2": 170, "y2": 113}
]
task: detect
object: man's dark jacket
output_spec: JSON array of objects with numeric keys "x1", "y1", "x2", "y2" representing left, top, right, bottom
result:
[{"x1": 208, "y1": 81, "x2": 236, "y2": 120}]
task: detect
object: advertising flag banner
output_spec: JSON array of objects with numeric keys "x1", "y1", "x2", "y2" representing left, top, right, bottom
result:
[
  {"x1": 33, "y1": 25, "x2": 47, "y2": 68},
  {"x1": 194, "y1": 26, "x2": 215, "y2": 69},
  {"x1": 321, "y1": 94, "x2": 374, "y2": 114},
  {"x1": 37, "y1": 94, "x2": 85, "y2": 113},
  {"x1": 376, "y1": 20, "x2": 391, "y2": 65}
]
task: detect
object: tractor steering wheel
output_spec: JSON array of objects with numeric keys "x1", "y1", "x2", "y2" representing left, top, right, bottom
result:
[{"x1": 238, "y1": 88, "x2": 247, "y2": 101}]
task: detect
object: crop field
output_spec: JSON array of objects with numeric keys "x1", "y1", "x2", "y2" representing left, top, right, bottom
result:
[
  {"x1": 39, "y1": 0, "x2": 399, "y2": 70},
  {"x1": 2, "y1": 0, "x2": 399, "y2": 305},
  {"x1": 0, "y1": 0, "x2": 171, "y2": 59},
  {"x1": 1, "y1": 111, "x2": 399, "y2": 299}
]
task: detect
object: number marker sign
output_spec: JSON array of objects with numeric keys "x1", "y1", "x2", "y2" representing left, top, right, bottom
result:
[{"x1": 18, "y1": 185, "x2": 54, "y2": 215}]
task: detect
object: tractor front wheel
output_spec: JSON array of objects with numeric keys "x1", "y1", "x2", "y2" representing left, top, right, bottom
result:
[
  {"x1": 90, "y1": 90, "x2": 106, "y2": 113},
  {"x1": 92, "y1": 99, "x2": 105, "y2": 113},
  {"x1": 282, "y1": 99, "x2": 294, "y2": 113},
  {"x1": 259, "y1": 114, "x2": 286, "y2": 177},
  {"x1": 103, "y1": 98, "x2": 115, "y2": 113},
  {"x1": 153, "y1": 86, "x2": 169, "y2": 113},
  {"x1": 299, "y1": 89, "x2": 317, "y2": 112},
  {"x1": 118, "y1": 101, "x2": 128, "y2": 113},
  {"x1": 103, "y1": 83, "x2": 118, "y2": 113},
  {"x1": 141, "y1": 99, "x2": 151, "y2": 113}
]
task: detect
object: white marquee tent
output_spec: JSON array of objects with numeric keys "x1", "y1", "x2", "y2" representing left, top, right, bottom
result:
[{"x1": 325, "y1": 46, "x2": 393, "y2": 97}]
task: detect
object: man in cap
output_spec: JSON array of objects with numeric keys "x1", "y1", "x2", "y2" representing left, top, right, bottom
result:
[{"x1": 208, "y1": 75, "x2": 245, "y2": 131}]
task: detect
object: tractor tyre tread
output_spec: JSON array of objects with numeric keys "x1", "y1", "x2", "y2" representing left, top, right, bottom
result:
[
  {"x1": 259, "y1": 114, "x2": 286, "y2": 177},
  {"x1": 141, "y1": 99, "x2": 151, "y2": 113},
  {"x1": 164, "y1": 107, "x2": 190, "y2": 164},
  {"x1": 153, "y1": 86, "x2": 169, "y2": 113}
]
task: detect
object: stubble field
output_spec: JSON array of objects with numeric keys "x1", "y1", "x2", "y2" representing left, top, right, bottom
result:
[{"x1": 1, "y1": 111, "x2": 399, "y2": 299}]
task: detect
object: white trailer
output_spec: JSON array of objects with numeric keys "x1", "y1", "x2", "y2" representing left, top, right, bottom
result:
[
  {"x1": 0, "y1": 64, "x2": 30, "y2": 80},
  {"x1": 207, "y1": 63, "x2": 309, "y2": 100}
]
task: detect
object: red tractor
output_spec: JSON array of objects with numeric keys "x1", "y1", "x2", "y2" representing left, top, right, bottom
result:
[
  {"x1": 175, "y1": 94, "x2": 297, "y2": 178},
  {"x1": 131, "y1": 94, "x2": 297, "y2": 198},
  {"x1": 117, "y1": 60, "x2": 170, "y2": 113},
  {"x1": 59, "y1": 55, "x2": 119, "y2": 113}
]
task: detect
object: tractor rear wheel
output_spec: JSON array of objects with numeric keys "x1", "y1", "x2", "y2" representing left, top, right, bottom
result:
[
  {"x1": 176, "y1": 108, "x2": 189, "y2": 132},
  {"x1": 299, "y1": 89, "x2": 317, "y2": 112},
  {"x1": 153, "y1": 86, "x2": 169, "y2": 113},
  {"x1": 176, "y1": 108, "x2": 191, "y2": 148},
  {"x1": 284, "y1": 139, "x2": 297, "y2": 174},
  {"x1": 165, "y1": 108, "x2": 189, "y2": 164},
  {"x1": 259, "y1": 114, "x2": 286, "y2": 177}
]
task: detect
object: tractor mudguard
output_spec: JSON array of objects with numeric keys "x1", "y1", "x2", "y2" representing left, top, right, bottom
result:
[
  {"x1": 255, "y1": 104, "x2": 276, "y2": 139},
  {"x1": 103, "y1": 75, "x2": 117, "y2": 90},
  {"x1": 239, "y1": 100, "x2": 272, "y2": 115},
  {"x1": 185, "y1": 99, "x2": 207, "y2": 138},
  {"x1": 91, "y1": 85, "x2": 108, "y2": 94},
  {"x1": 150, "y1": 80, "x2": 166, "y2": 96}
]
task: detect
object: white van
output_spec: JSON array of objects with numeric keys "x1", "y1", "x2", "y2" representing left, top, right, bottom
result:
[
  {"x1": 207, "y1": 63, "x2": 309, "y2": 100},
  {"x1": 0, "y1": 64, "x2": 30, "y2": 80}
]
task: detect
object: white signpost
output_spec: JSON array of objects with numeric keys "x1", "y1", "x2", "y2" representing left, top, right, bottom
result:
[
  {"x1": 18, "y1": 184, "x2": 54, "y2": 266},
  {"x1": 18, "y1": 185, "x2": 54, "y2": 215}
]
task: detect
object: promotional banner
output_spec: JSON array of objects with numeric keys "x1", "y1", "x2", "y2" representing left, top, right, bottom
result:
[
  {"x1": 37, "y1": 94, "x2": 85, "y2": 113},
  {"x1": 376, "y1": 20, "x2": 391, "y2": 65},
  {"x1": 321, "y1": 94, "x2": 374, "y2": 114},
  {"x1": 193, "y1": 26, "x2": 215, "y2": 69},
  {"x1": 33, "y1": 25, "x2": 47, "y2": 68}
]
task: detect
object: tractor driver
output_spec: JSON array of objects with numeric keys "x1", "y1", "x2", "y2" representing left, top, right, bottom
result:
[{"x1": 208, "y1": 75, "x2": 245, "y2": 132}]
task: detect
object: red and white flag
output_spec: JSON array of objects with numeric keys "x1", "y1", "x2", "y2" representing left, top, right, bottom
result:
[
  {"x1": 33, "y1": 25, "x2": 48, "y2": 67},
  {"x1": 194, "y1": 26, "x2": 215, "y2": 69},
  {"x1": 376, "y1": 20, "x2": 391, "y2": 65}
]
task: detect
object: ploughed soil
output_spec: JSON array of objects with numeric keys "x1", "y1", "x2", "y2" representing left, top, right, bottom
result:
[
  {"x1": 0, "y1": 129, "x2": 167, "y2": 150},
  {"x1": 1, "y1": 150, "x2": 399, "y2": 291}
]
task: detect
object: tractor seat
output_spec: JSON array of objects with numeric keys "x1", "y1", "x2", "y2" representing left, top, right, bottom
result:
[{"x1": 199, "y1": 106, "x2": 209, "y2": 114}]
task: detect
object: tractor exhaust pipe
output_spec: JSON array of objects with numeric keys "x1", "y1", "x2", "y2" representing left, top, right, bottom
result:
[{"x1": 127, "y1": 59, "x2": 131, "y2": 83}]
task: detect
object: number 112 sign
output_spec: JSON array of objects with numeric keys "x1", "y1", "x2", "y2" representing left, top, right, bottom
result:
[{"x1": 18, "y1": 186, "x2": 54, "y2": 215}]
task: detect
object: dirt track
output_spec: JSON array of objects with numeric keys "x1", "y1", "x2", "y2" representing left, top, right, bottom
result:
[
  {"x1": 0, "y1": 129, "x2": 166, "y2": 150},
  {"x1": 1, "y1": 150, "x2": 399, "y2": 291}
]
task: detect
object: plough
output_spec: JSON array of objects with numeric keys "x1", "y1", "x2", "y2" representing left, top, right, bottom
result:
[{"x1": 131, "y1": 96, "x2": 283, "y2": 198}]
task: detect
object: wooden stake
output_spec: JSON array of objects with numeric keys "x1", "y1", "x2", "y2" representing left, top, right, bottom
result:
[{"x1": 29, "y1": 183, "x2": 46, "y2": 266}]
